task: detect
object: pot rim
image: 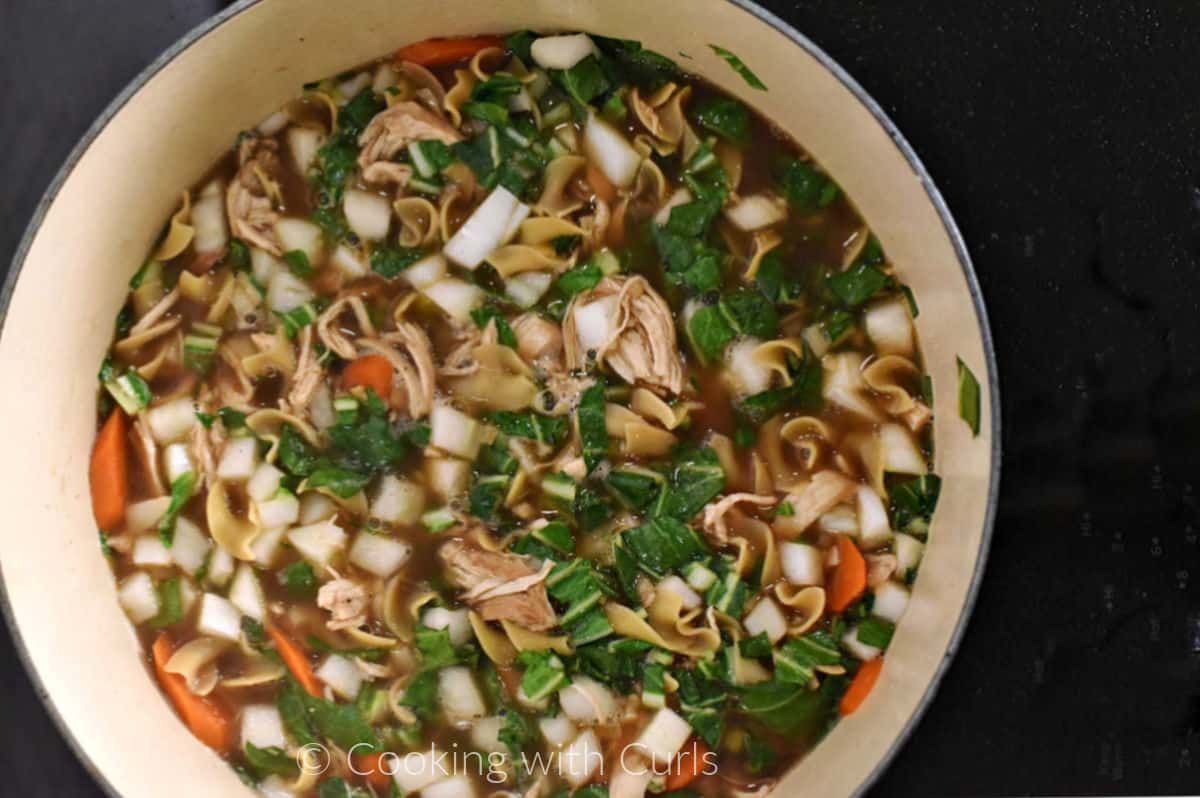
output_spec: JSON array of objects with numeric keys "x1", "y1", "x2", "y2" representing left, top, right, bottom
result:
[{"x1": 0, "y1": 2, "x2": 1001, "y2": 796}]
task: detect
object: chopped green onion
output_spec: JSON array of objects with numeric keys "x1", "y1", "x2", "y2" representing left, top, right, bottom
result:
[
  {"x1": 332, "y1": 394, "x2": 359, "y2": 422},
  {"x1": 421, "y1": 507, "x2": 457, "y2": 533},
  {"x1": 642, "y1": 663, "x2": 666, "y2": 708},
  {"x1": 856, "y1": 616, "x2": 895, "y2": 649},
  {"x1": 518, "y1": 650, "x2": 569, "y2": 702},
  {"x1": 282, "y1": 249, "x2": 314, "y2": 277},
  {"x1": 683, "y1": 561, "x2": 718, "y2": 592},
  {"x1": 407, "y1": 175, "x2": 443, "y2": 196},
  {"x1": 278, "y1": 303, "x2": 318, "y2": 336},
  {"x1": 541, "y1": 472, "x2": 577, "y2": 503},
  {"x1": 104, "y1": 368, "x2": 152, "y2": 414}
]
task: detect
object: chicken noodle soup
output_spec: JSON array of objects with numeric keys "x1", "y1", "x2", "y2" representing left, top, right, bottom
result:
[{"x1": 90, "y1": 29, "x2": 938, "y2": 798}]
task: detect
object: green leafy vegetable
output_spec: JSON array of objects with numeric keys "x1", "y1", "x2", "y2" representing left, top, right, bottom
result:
[
  {"x1": 856, "y1": 616, "x2": 895, "y2": 649},
  {"x1": 773, "y1": 630, "x2": 841, "y2": 684},
  {"x1": 826, "y1": 262, "x2": 889, "y2": 307},
  {"x1": 471, "y1": 305, "x2": 518, "y2": 348},
  {"x1": 957, "y1": 356, "x2": 981, "y2": 436},
  {"x1": 282, "y1": 560, "x2": 318, "y2": 598},
  {"x1": 652, "y1": 447, "x2": 726, "y2": 521},
  {"x1": 157, "y1": 471, "x2": 196, "y2": 547},
  {"x1": 621, "y1": 517, "x2": 710, "y2": 578},
  {"x1": 720, "y1": 288, "x2": 779, "y2": 339},
  {"x1": 692, "y1": 95, "x2": 749, "y2": 145},
  {"x1": 773, "y1": 157, "x2": 839, "y2": 212},
  {"x1": 709, "y1": 44, "x2": 767, "y2": 90},
  {"x1": 244, "y1": 743, "x2": 298, "y2": 779},
  {"x1": 553, "y1": 55, "x2": 610, "y2": 106},
  {"x1": 147, "y1": 577, "x2": 184, "y2": 628},
  {"x1": 555, "y1": 261, "x2": 603, "y2": 297},
  {"x1": 370, "y1": 246, "x2": 425, "y2": 279},
  {"x1": 577, "y1": 381, "x2": 608, "y2": 473},
  {"x1": 890, "y1": 474, "x2": 941, "y2": 535}
]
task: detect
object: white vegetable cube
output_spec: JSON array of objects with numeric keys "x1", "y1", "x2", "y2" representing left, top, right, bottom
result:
[
  {"x1": 780, "y1": 541, "x2": 825, "y2": 586},
  {"x1": 370, "y1": 475, "x2": 425, "y2": 525},
  {"x1": 393, "y1": 749, "x2": 452, "y2": 792},
  {"x1": 256, "y1": 491, "x2": 300, "y2": 528},
  {"x1": 469, "y1": 716, "x2": 506, "y2": 754},
  {"x1": 424, "y1": 456, "x2": 471, "y2": 501},
  {"x1": 163, "y1": 442, "x2": 193, "y2": 484},
  {"x1": 538, "y1": 716, "x2": 577, "y2": 749},
  {"x1": 742, "y1": 597, "x2": 787, "y2": 644},
  {"x1": 206, "y1": 545, "x2": 235, "y2": 588},
  {"x1": 287, "y1": 521, "x2": 347, "y2": 569},
  {"x1": 894, "y1": 533, "x2": 925, "y2": 574},
  {"x1": 125, "y1": 497, "x2": 171, "y2": 534},
  {"x1": 132, "y1": 535, "x2": 173, "y2": 568},
  {"x1": 864, "y1": 297, "x2": 914, "y2": 357},
  {"x1": 632, "y1": 707, "x2": 692, "y2": 766},
  {"x1": 430, "y1": 405, "x2": 482, "y2": 460},
  {"x1": 842, "y1": 626, "x2": 882, "y2": 662},
  {"x1": 247, "y1": 463, "x2": 284, "y2": 503},
  {"x1": 818, "y1": 505, "x2": 859, "y2": 535},
  {"x1": 146, "y1": 398, "x2": 197, "y2": 443},
  {"x1": 191, "y1": 184, "x2": 228, "y2": 254},
  {"x1": 298, "y1": 492, "x2": 338, "y2": 525},
  {"x1": 444, "y1": 186, "x2": 520, "y2": 269},
  {"x1": 195, "y1": 593, "x2": 242, "y2": 642},
  {"x1": 558, "y1": 675, "x2": 618, "y2": 725},
  {"x1": 315, "y1": 654, "x2": 363, "y2": 700},
  {"x1": 216, "y1": 437, "x2": 259, "y2": 481},
  {"x1": 724, "y1": 193, "x2": 788, "y2": 232},
  {"x1": 251, "y1": 247, "x2": 285, "y2": 287},
  {"x1": 251, "y1": 526, "x2": 288, "y2": 568},
  {"x1": 879, "y1": 423, "x2": 927, "y2": 476},
  {"x1": 170, "y1": 517, "x2": 212, "y2": 576},
  {"x1": 657, "y1": 575, "x2": 702, "y2": 610},
  {"x1": 422, "y1": 607, "x2": 472, "y2": 646},
  {"x1": 331, "y1": 243, "x2": 369, "y2": 281},
  {"x1": 856, "y1": 485, "x2": 893, "y2": 550},
  {"x1": 348, "y1": 532, "x2": 413, "y2": 579},
  {"x1": 872, "y1": 581, "x2": 911, "y2": 624},
  {"x1": 178, "y1": 577, "x2": 200, "y2": 615},
  {"x1": 573, "y1": 295, "x2": 619, "y2": 352},
  {"x1": 274, "y1": 217, "x2": 324, "y2": 264},
  {"x1": 584, "y1": 113, "x2": 641, "y2": 188},
  {"x1": 342, "y1": 189, "x2": 392, "y2": 242},
  {"x1": 423, "y1": 775, "x2": 476, "y2": 798},
  {"x1": 725, "y1": 337, "x2": 772, "y2": 395},
  {"x1": 287, "y1": 125, "x2": 324, "y2": 173},
  {"x1": 117, "y1": 572, "x2": 159, "y2": 623},
  {"x1": 403, "y1": 253, "x2": 448, "y2": 290},
  {"x1": 240, "y1": 704, "x2": 287, "y2": 750},
  {"x1": 505, "y1": 271, "x2": 552, "y2": 308},
  {"x1": 258, "y1": 776, "x2": 297, "y2": 798},
  {"x1": 530, "y1": 33, "x2": 598, "y2": 69},
  {"x1": 560, "y1": 728, "x2": 604, "y2": 788},
  {"x1": 267, "y1": 271, "x2": 315, "y2": 314},
  {"x1": 423, "y1": 277, "x2": 484, "y2": 321},
  {"x1": 228, "y1": 563, "x2": 266, "y2": 622},
  {"x1": 438, "y1": 666, "x2": 487, "y2": 725}
]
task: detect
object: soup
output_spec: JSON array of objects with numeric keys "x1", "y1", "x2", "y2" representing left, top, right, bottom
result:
[{"x1": 89, "y1": 30, "x2": 938, "y2": 798}]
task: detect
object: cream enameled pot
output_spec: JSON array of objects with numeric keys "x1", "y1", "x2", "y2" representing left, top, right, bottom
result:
[{"x1": 0, "y1": 1, "x2": 999, "y2": 796}]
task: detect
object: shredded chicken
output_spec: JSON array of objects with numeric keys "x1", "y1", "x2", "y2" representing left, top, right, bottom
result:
[
  {"x1": 216, "y1": 340, "x2": 256, "y2": 409},
  {"x1": 316, "y1": 295, "x2": 377, "y2": 360},
  {"x1": 189, "y1": 421, "x2": 217, "y2": 489},
  {"x1": 702, "y1": 492, "x2": 778, "y2": 543},
  {"x1": 226, "y1": 136, "x2": 282, "y2": 255},
  {"x1": 511, "y1": 313, "x2": 563, "y2": 365},
  {"x1": 133, "y1": 414, "x2": 166, "y2": 496},
  {"x1": 579, "y1": 197, "x2": 611, "y2": 253},
  {"x1": 357, "y1": 101, "x2": 462, "y2": 184},
  {"x1": 317, "y1": 578, "x2": 369, "y2": 631},
  {"x1": 440, "y1": 319, "x2": 498, "y2": 377},
  {"x1": 285, "y1": 325, "x2": 322, "y2": 415},
  {"x1": 130, "y1": 288, "x2": 180, "y2": 333},
  {"x1": 361, "y1": 322, "x2": 436, "y2": 418},
  {"x1": 775, "y1": 470, "x2": 859, "y2": 538},
  {"x1": 439, "y1": 537, "x2": 557, "y2": 631},
  {"x1": 564, "y1": 276, "x2": 685, "y2": 395}
]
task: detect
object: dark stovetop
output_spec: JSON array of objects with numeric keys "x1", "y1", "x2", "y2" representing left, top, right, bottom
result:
[{"x1": 4, "y1": 1, "x2": 1200, "y2": 795}]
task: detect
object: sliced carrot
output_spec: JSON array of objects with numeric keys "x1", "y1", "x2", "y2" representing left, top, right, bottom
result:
[
  {"x1": 839, "y1": 657, "x2": 884, "y2": 715},
  {"x1": 829, "y1": 534, "x2": 867, "y2": 612},
  {"x1": 586, "y1": 162, "x2": 617, "y2": 204},
  {"x1": 352, "y1": 752, "x2": 395, "y2": 790},
  {"x1": 395, "y1": 35, "x2": 506, "y2": 67},
  {"x1": 267, "y1": 625, "x2": 323, "y2": 697},
  {"x1": 342, "y1": 354, "x2": 393, "y2": 401},
  {"x1": 665, "y1": 738, "x2": 710, "y2": 791},
  {"x1": 90, "y1": 408, "x2": 129, "y2": 530},
  {"x1": 151, "y1": 633, "x2": 234, "y2": 753}
]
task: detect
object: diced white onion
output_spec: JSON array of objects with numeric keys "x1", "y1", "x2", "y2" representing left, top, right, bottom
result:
[
  {"x1": 879, "y1": 423, "x2": 927, "y2": 475},
  {"x1": 823, "y1": 353, "x2": 880, "y2": 420},
  {"x1": 241, "y1": 704, "x2": 287, "y2": 750},
  {"x1": 286, "y1": 126, "x2": 325, "y2": 174},
  {"x1": 538, "y1": 716, "x2": 577, "y2": 749},
  {"x1": 298, "y1": 492, "x2": 338, "y2": 525},
  {"x1": 505, "y1": 271, "x2": 553, "y2": 308},
  {"x1": 872, "y1": 581, "x2": 910, "y2": 624},
  {"x1": 422, "y1": 607, "x2": 473, "y2": 646},
  {"x1": 343, "y1": 189, "x2": 392, "y2": 242},
  {"x1": 195, "y1": 593, "x2": 242, "y2": 642},
  {"x1": 633, "y1": 708, "x2": 693, "y2": 766},
  {"x1": 894, "y1": 533, "x2": 925, "y2": 573},
  {"x1": 842, "y1": 626, "x2": 882, "y2": 661},
  {"x1": 725, "y1": 337, "x2": 772, "y2": 395},
  {"x1": 163, "y1": 442, "x2": 193, "y2": 484},
  {"x1": 117, "y1": 572, "x2": 159, "y2": 623},
  {"x1": 370, "y1": 475, "x2": 425, "y2": 525},
  {"x1": 372, "y1": 62, "x2": 399, "y2": 93},
  {"x1": 247, "y1": 463, "x2": 284, "y2": 503},
  {"x1": 438, "y1": 666, "x2": 487, "y2": 725},
  {"x1": 864, "y1": 297, "x2": 914, "y2": 357},
  {"x1": 257, "y1": 110, "x2": 290, "y2": 136},
  {"x1": 286, "y1": 521, "x2": 347, "y2": 569},
  {"x1": 228, "y1": 563, "x2": 266, "y2": 622},
  {"x1": 256, "y1": 491, "x2": 300, "y2": 528},
  {"x1": 470, "y1": 716, "x2": 507, "y2": 754},
  {"x1": 146, "y1": 397, "x2": 197, "y2": 443},
  {"x1": 654, "y1": 187, "x2": 693, "y2": 226},
  {"x1": 424, "y1": 456, "x2": 471, "y2": 502},
  {"x1": 331, "y1": 244, "x2": 369, "y2": 281},
  {"x1": 315, "y1": 654, "x2": 363, "y2": 700},
  {"x1": 216, "y1": 436, "x2": 259, "y2": 481},
  {"x1": 780, "y1": 541, "x2": 825, "y2": 586},
  {"x1": 584, "y1": 113, "x2": 642, "y2": 189},
  {"x1": 274, "y1": 217, "x2": 324, "y2": 263},
  {"x1": 802, "y1": 323, "x2": 830, "y2": 358},
  {"x1": 403, "y1": 254, "x2": 448, "y2": 289},
  {"x1": 430, "y1": 405, "x2": 482, "y2": 460},
  {"x1": 337, "y1": 71, "x2": 373, "y2": 101},
  {"x1": 560, "y1": 729, "x2": 603, "y2": 788},
  {"x1": 178, "y1": 578, "x2": 199, "y2": 615},
  {"x1": 170, "y1": 517, "x2": 211, "y2": 576},
  {"x1": 530, "y1": 33, "x2": 598, "y2": 70},
  {"x1": 125, "y1": 497, "x2": 171, "y2": 534},
  {"x1": 191, "y1": 182, "x2": 228, "y2": 254},
  {"x1": 573, "y1": 295, "x2": 619, "y2": 352},
  {"x1": 856, "y1": 485, "x2": 893, "y2": 550},
  {"x1": 558, "y1": 675, "x2": 618, "y2": 726},
  {"x1": 423, "y1": 775, "x2": 476, "y2": 798},
  {"x1": 251, "y1": 247, "x2": 285, "y2": 287},
  {"x1": 818, "y1": 505, "x2": 859, "y2": 535},
  {"x1": 423, "y1": 278, "x2": 484, "y2": 322},
  {"x1": 348, "y1": 532, "x2": 413, "y2": 578},
  {"x1": 132, "y1": 535, "x2": 173, "y2": 568},
  {"x1": 309, "y1": 383, "x2": 335, "y2": 431},
  {"x1": 724, "y1": 193, "x2": 788, "y2": 232},
  {"x1": 267, "y1": 271, "x2": 316, "y2": 314},
  {"x1": 657, "y1": 575, "x2": 702, "y2": 610},
  {"x1": 206, "y1": 545, "x2": 235, "y2": 588},
  {"x1": 392, "y1": 750, "x2": 452, "y2": 793},
  {"x1": 444, "y1": 186, "x2": 523, "y2": 269},
  {"x1": 250, "y1": 526, "x2": 288, "y2": 568},
  {"x1": 743, "y1": 597, "x2": 788, "y2": 644},
  {"x1": 258, "y1": 776, "x2": 297, "y2": 798}
]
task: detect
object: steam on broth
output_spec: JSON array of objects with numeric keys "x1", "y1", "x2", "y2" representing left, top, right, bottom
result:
[{"x1": 90, "y1": 30, "x2": 939, "y2": 798}]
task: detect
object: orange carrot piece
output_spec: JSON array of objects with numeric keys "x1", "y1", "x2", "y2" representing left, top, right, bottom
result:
[
  {"x1": 829, "y1": 534, "x2": 867, "y2": 612},
  {"x1": 90, "y1": 408, "x2": 129, "y2": 530},
  {"x1": 839, "y1": 657, "x2": 884, "y2": 715},
  {"x1": 395, "y1": 35, "x2": 506, "y2": 66},
  {"x1": 342, "y1": 354, "x2": 393, "y2": 401},
  {"x1": 586, "y1": 162, "x2": 617, "y2": 204},
  {"x1": 665, "y1": 738, "x2": 711, "y2": 791},
  {"x1": 267, "y1": 625, "x2": 323, "y2": 697},
  {"x1": 352, "y1": 752, "x2": 395, "y2": 790},
  {"x1": 151, "y1": 633, "x2": 234, "y2": 753}
]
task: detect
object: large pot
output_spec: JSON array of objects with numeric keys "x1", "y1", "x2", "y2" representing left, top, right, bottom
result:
[{"x1": 0, "y1": 1, "x2": 999, "y2": 795}]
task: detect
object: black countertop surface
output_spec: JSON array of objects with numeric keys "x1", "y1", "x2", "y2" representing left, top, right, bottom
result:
[{"x1": 4, "y1": 1, "x2": 1200, "y2": 795}]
